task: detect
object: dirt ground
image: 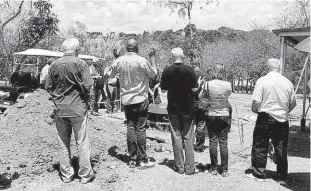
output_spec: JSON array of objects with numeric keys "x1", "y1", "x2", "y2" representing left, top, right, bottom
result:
[{"x1": 0, "y1": 91, "x2": 309, "y2": 191}]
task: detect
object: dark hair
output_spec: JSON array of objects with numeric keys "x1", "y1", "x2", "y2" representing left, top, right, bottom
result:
[{"x1": 211, "y1": 63, "x2": 226, "y2": 80}]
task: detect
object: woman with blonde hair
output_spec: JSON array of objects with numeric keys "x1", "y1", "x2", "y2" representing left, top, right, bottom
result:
[{"x1": 199, "y1": 63, "x2": 232, "y2": 177}]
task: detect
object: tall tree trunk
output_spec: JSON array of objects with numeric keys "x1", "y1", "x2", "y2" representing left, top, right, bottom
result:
[
  {"x1": 237, "y1": 77, "x2": 241, "y2": 93},
  {"x1": 231, "y1": 77, "x2": 235, "y2": 93},
  {"x1": 246, "y1": 78, "x2": 249, "y2": 94}
]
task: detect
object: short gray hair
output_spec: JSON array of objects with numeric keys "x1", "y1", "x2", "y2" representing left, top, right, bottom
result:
[
  {"x1": 62, "y1": 38, "x2": 80, "y2": 53},
  {"x1": 267, "y1": 58, "x2": 281, "y2": 71}
]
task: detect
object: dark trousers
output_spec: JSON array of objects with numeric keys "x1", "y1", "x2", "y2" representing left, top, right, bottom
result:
[
  {"x1": 168, "y1": 113, "x2": 195, "y2": 174},
  {"x1": 106, "y1": 85, "x2": 118, "y2": 112},
  {"x1": 195, "y1": 105, "x2": 232, "y2": 150},
  {"x1": 251, "y1": 112, "x2": 289, "y2": 180},
  {"x1": 93, "y1": 85, "x2": 106, "y2": 112},
  {"x1": 124, "y1": 99, "x2": 149, "y2": 161},
  {"x1": 194, "y1": 111, "x2": 206, "y2": 150},
  {"x1": 207, "y1": 116, "x2": 230, "y2": 171}
]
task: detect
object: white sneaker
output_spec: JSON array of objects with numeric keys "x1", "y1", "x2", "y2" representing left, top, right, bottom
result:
[{"x1": 246, "y1": 173, "x2": 267, "y2": 182}]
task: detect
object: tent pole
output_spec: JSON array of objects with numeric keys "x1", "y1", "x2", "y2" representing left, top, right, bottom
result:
[
  {"x1": 301, "y1": 56, "x2": 308, "y2": 131},
  {"x1": 280, "y1": 37, "x2": 285, "y2": 74},
  {"x1": 295, "y1": 54, "x2": 310, "y2": 95}
]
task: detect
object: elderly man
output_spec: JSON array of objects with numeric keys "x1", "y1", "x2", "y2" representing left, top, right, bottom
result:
[
  {"x1": 249, "y1": 58, "x2": 296, "y2": 184},
  {"x1": 106, "y1": 39, "x2": 157, "y2": 168},
  {"x1": 160, "y1": 48, "x2": 203, "y2": 175},
  {"x1": 45, "y1": 38, "x2": 95, "y2": 184}
]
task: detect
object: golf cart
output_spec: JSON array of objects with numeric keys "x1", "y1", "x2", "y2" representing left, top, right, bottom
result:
[{"x1": 0, "y1": 48, "x2": 99, "y2": 113}]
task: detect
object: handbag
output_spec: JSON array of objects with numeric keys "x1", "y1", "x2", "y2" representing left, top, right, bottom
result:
[{"x1": 197, "y1": 81, "x2": 210, "y2": 114}]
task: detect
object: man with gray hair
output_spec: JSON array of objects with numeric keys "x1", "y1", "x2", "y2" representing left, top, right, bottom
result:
[
  {"x1": 45, "y1": 38, "x2": 95, "y2": 184},
  {"x1": 160, "y1": 47, "x2": 204, "y2": 175},
  {"x1": 249, "y1": 58, "x2": 296, "y2": 184}
]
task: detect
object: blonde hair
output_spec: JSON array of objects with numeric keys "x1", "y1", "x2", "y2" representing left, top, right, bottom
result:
[{"x1": 211, "y1": 63, "x2": 226, "y2": 80}]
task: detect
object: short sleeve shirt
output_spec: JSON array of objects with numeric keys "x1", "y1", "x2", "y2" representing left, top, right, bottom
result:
[
  {"x1": 106, "y1": 52, "x2": 157, "y2": 105},
  {"x1": 252, "y1": 71, "x2": 296, "y2": 122},
  {"x1": 160, "y1": 63, "x2": 198, "y2": 114}
]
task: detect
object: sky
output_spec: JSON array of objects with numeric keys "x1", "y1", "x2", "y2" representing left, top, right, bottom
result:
[{"x1": 51, "y1": 0, "x2": 288, "y2": 34}]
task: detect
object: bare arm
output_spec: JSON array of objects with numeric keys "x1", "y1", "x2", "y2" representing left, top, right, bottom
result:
[{"x1": 251, "y1": 100, "x2": 261, "y2": 114}]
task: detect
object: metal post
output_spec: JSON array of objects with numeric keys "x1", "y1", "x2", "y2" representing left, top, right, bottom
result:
[
  {"x1": 301, "y1": 55, "x2": 308, "y2": 131},
  {"x1": 280, "y1": 37, "x2": 285, "y2": 74}
]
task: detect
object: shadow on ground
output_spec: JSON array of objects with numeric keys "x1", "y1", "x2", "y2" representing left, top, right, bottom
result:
[
  {"x1": 282, "y1": 172, "x2": 310, "y2": 191},
  {"x1": 108, "y1": 145, "x2": 129, "y2": 163},
  {"x1": 288, "y1": 125, "x2": 310, "y2": 158}
]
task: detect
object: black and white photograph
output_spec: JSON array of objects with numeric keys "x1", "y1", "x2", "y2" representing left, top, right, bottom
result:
[{"x1": 0, "y1": 0, "x2": 310, "y2": 190}]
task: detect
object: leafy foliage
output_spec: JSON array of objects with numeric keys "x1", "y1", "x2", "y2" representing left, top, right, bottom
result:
[{"x1": 19, "y1": 0, "x2": 59, "y2": 49}]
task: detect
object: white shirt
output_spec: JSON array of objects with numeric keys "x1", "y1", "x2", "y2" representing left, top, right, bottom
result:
[
  {"x1": 252, "y1": 71, "x2": 297, "y2": 122},
  {"x1": 40, "y1": 64, "x2": 50, "y2": 84}
]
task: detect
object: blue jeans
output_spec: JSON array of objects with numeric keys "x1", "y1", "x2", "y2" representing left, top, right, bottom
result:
[{"x1": 207, "y1": 116, "x2": 230, "y2": 171}]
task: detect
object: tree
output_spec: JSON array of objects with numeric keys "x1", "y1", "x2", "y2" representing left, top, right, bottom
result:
[
  {"x1": 0, "y1": 0, "x2": 25, "y2": 79},
  {"x1": 275, "y1": 0, "x2": 310, "y2": 28},
  {"x1": 19, "y1": 0, "x2": 59, "y2": 49},
  {"x1": 148, "y1": 0, "x2": 218, "y2": 59}
]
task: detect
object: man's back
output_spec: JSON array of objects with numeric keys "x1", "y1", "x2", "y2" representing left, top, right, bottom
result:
[
  {"x1": 108, "y1": 52, "x2": 157, "y2": 105},
  {"x1": 161, "y1": 63, "x2": 197, "y2": 113},
  {"x1": 253, "y1": 71, "x2": 296, "y2": 122},
  {"x1": 46, "y1": 55, "x2": 93, "y2": 117}
]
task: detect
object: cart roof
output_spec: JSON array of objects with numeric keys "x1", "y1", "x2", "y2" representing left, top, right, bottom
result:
[{"x1": 14, "y1": 48, "x2": 98, "y2": 60}]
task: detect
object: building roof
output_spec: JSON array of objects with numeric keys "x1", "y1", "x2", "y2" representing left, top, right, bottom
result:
[{"x1": 272, "y1": 27, "x2": 310, "y2": 46}]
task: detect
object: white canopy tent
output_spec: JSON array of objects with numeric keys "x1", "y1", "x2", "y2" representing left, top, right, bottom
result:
[
  {"x1": 13, "y1": 48, "x2": 100, "y2": 73},
  {"x1": 273, "y1": 27, "x2": 310, "y2": 131},
  {"x1": 14, "y1": 48, "x2": 99, "y2": 60}
]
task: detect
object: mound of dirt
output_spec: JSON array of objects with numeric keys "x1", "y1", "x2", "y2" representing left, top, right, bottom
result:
[
  {"x1": 0, "y1": 89, "x2": 127, "y2": 188},
  {"x1": 0, "y1": 89, "x2": 57, "y2": 178}
]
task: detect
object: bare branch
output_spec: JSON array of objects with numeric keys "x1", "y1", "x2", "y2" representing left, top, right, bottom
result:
[{"x1": 1, "y1": 0, "x2": 24, "y2": 31}]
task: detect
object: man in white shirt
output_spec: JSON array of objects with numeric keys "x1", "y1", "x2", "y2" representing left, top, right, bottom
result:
[
  {"x1": 249, "y1": 58, "x2": 296, "y2": 184},
  {"x1": 40, "y1": 57, "x2": 55, "y2": 88}
]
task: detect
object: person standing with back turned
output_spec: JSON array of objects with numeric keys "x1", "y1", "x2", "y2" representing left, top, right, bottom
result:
[
  {"x1": 249, "y1": 58, "x2": 296, "y2": 184},
  {"x1": 106, "y1": 39, "x2": 157, "y2": 168},
  {"x1": 45, "y1": 38, "x2": 95, "y2": 184},
  {"x1": 161, "y1": 47, "x2": 204, "y2": 175}
]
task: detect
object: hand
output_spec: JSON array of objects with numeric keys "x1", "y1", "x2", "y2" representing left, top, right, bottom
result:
[{"x1": 198, "y1": 76, "x2": 207, "y2": 86}]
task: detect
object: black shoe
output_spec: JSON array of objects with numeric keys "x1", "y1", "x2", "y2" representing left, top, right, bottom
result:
[{"x1": 194, "y1": 147, "x2": 204, "y2": 153}]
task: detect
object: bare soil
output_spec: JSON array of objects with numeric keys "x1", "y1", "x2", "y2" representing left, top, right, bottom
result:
[{"x1": 0, "y1": 91, "x2": 309, "y2": 191}]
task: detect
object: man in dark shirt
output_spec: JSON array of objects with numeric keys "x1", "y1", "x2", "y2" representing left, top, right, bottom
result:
[
  {"x1": 191, "y1": 59, "x2": 209, "y2": 152},
  {"x1": 161, "y1": 47, "x2": 203, "y2": 175},
  {"x1": 45, "y1": 38, "x2": 95, "y2": 184}
]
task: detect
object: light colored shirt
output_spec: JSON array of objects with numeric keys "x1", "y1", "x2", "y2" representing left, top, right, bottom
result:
[
  {"x1": 252, "y1": 71, "x2": 297, "y2": 122},
  {"x1": 203, "y1": 79, "x2": 232, "y2": 116},
  {"x1": 107, "y1": 52, "x2": 157, "y2": 105},
  {"x1": 40, "y1": 64, "x2": 49, "y2": 84}
]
